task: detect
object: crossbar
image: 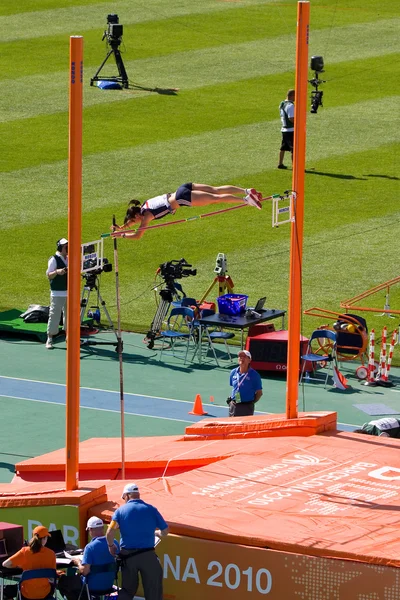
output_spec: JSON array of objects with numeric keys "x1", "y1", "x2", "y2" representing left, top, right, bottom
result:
[{"x1": 101, "y1": 194, "x2": 280, "y2": 238}]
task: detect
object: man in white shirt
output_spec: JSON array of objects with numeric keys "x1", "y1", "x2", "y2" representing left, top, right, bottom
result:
[
  {"x1": 278, "y1": 89, "x2": 295, "y2": 169},
  {"x1": 45, "y1": 238, "x2": 68, "y2": 349}
]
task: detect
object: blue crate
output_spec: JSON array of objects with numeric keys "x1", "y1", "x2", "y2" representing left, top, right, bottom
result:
[{"x1": 217, "y1": 294, "x2": 248, "y2": 315}]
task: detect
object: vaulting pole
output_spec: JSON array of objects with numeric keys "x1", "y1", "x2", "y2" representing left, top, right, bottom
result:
[
  {"x1": 286, "y1": 2, "x2": 309, "y2": 419},
  {"x1": 66, "y1": 36, "x2": 83, "y2": 490},
  {"x1": 112, "y1": 216, "x2": 126, "y2": 480}
]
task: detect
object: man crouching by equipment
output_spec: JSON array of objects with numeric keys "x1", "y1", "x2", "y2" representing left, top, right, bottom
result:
[
  {"x1": 45, "y1": 238, "x2": 68, "y2": 349},
  {"x1": 106, "y1": 483, "x2": 168, "y2": 600},
  {"x1": 353, "y1": 418, "x2": 400, "y2": 438}
]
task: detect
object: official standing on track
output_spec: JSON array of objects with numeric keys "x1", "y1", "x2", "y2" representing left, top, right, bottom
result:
[
  {"x1": 106, "y1": 483, "x2": 168, "y2": 600},
  {"x1": 45, "y1": 238, "x2": 68, "y2": 349},
  {"x1": 228, "y1": 350, "x2": 263, "y2": 417}
]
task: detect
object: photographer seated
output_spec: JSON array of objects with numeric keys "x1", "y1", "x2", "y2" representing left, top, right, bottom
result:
[
  {"x1": 227, "y1": 350, "x2": 263, "y2": 417},
  {"x1": 58, "y1": 517, "x2": 119, "y2": 600}
]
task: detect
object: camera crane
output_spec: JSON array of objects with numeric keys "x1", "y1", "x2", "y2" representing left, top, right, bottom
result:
[
  {"x1": 308, "y1": 55, "x2": 326, "y2": 114},
  {"x1": 145, "y1": 259, "x2": 197, "y2": 349},
  {"x1": 90, "y1": 14, "x2": 129, "y2": 89}
]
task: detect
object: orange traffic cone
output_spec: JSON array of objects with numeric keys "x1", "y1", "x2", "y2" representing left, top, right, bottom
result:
[
  {"x1": 189, "y1": 394, "x2": 208, "y2": 416},
  {"x1": 210, "y1": 395, "x2": 214, "y2": 403}
]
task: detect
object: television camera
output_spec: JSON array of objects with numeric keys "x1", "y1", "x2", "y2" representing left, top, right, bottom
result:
[
  {"x1": 81, "y1": 243, "x2": 112, "y2": 289},
  {"x1": 308, "y1": 55, "x2": 326, "y2": 114},
  {"x1": 103, "y1": 14, "x2": 123, "y2": 50},
  {"x1": 159, "y1": 258, "x2": 197, "y2": 292},
  {"x1": 145, "y1": 258, "x2": 197, "y2": 349},
  {"x1": 90, "y1": 14, "x2": 129, "y2": 89}
]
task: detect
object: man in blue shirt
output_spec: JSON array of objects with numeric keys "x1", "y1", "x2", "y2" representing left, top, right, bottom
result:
[
  {"x1": 228, "y1": 350, "x2": 263, "y2": 417},
  {"x1": 57, "y1": 516, "x2": 119, "y2": 599},
  {"x1": 106, "y1": 483, "x2": 168, "y2": 600}
]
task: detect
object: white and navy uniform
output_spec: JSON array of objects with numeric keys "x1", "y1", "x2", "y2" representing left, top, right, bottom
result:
[
  {"x1": 362, "y1": 418, "x2": 400, "y2": 438},
  {"x1": 140, "y1": 184, "x2": 193, "y2": 220},
  {"x1": 140, "y1": 194, "x2": 174, "y2": 220}
]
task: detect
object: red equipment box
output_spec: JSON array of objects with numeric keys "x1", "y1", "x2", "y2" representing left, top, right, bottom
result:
[
  {"x1": 0, "y1": 522, "x2": 24, "y2": 557},
  {"x1": 245, "y1": 330, "x2": 310, "y2": 372}
]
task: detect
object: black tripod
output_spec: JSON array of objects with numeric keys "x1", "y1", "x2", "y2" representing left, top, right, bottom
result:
[
  {"x1": 80, "y1": 273, "x2": 121, "y2": 351},
  {"x1": 90, "y1": 39, "x2": 129, "y2": 89},
  {"x1": 145, "y1": 281, "x2": 185, "y2": 349}
]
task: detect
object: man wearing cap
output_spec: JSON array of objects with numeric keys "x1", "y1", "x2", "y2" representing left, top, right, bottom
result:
[
  {"x1": 106, "y1": 483, "x2": 168, "y2": 600},
  {"x1": 2, "y1": 525, "x2": 56, "y2": 600},
  {"x1": 57, "y1": 516, "x2": 119, "y2": 600},
  {"x1": 45, "y1": 238, "x2": 68, "y2": 349},
  {"x1": 228, "y1": 350, "x2": 263, "y2": 417}
]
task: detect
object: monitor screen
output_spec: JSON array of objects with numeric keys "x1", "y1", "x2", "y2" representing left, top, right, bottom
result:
[
  {"x1": 0, "y1": 538, "x2": 7, "y2": 558},
  {"x1": 254, "y1": 297, "x2": 266, "y2": 312},
  {"x1": 45, "y1": 530, "x2": 66, "y2": 553}
]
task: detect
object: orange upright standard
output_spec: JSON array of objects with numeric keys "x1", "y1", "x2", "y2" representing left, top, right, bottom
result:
[
  {"x1": 286, "y1": 2, "x2": 309, "y2": 419},
  {"x1": 66, "y1": 36, "x2": 83, "y2": 490}
]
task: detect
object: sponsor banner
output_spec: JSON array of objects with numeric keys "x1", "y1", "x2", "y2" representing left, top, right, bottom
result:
[
  {"x1": 159, "y1": 535, "x2": 400, "y2": 599},
  {"x1": 1, "y1": 505, "x2": 80, "y2": 546}
]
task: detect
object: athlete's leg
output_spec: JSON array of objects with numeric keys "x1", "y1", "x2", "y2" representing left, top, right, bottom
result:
[
  {"x1": 190, "y1": 191, "x2": 245, "y2": 206},
  {"x1": 193, "y1": 183, "x2": 250, "y2": 195}
]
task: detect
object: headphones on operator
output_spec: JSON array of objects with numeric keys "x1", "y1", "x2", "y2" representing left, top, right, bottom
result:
[{"x1": 56, "y1": 238, "x2": 68, "y2": 252}]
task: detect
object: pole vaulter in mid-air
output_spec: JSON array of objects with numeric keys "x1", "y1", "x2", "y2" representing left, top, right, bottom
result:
[{"x1": 110, "y1": 182, "x2": 263, "y2": 240}]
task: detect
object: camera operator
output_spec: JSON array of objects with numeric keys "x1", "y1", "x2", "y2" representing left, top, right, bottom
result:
[
  {"x1": 278, "y1": 89, "x2": 295, "y2": 169},
  {"x1": 227, "y1": 350, "x2": 263, "y2": 417},
  {"x1": 45, "y1": 238, "x2": 68, "y2": 350}
]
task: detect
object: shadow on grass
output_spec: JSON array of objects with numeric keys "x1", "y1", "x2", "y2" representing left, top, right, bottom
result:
[
  {"x1": 365, "y1": 174, "x2": 400, "y2": 181},
  {"x1": 129, "y1": 83, "x2": 179, "y2": 95},
  {"x1": 305, "y1": 169, "x2": 367, "y2": 180}
]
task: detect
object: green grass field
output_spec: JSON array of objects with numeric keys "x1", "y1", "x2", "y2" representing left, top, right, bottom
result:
[{"x1": 1, "y1": 0, "x2": 399, "y2": 351}]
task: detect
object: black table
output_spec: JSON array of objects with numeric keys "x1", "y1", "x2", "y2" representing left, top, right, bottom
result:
[{"x1": 197, "y1": 308, "x2": 286, "y2": 361}]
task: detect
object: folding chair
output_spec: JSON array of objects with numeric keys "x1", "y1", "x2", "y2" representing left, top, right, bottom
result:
[
  {"x1": 159, "y1": 307, "x2": 197, "y2": 363},
  {"x1": 78, "y1": 562, "x2": 118, "y2": 600},
  {"x1": 300, "y1": 329, "x2": 338, "y2": 387},
  {"x1": 199, "y1": 309, "x2": 235, "y2": 366},
  {"x1": 17, "y1": 568, "x2": 57, "y2": 600}
]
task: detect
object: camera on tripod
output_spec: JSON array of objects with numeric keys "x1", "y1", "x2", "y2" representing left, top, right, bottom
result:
[
  {"x1": 103, "y1": 14, "x2": 123, "y2": 49},
  {"x1": 81, "y1": 243, "x2": 112, "y2": 288},
  {"x1": 91, "y1": 14, "x2": 129, "y2": 89},
  {"x1": 159, "y1": 259, "x2": 197, "y2": 291},
  {"x1": 214, "y1": 253, "x2": 227, "y2": 275},
  {"x1": 308, "y1": 55, "x2": 326, "y2": 114},
  {"x1": 145, "y1": 259, "x2": 197, "y2": 349}
]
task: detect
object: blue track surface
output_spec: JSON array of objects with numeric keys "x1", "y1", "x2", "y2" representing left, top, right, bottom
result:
[
  {"x1": 0, "y1": 375, "x2": 358, "y2": 431},
  {"x1": 0, "y1": 375, "x2": 242, "y2": 423}
]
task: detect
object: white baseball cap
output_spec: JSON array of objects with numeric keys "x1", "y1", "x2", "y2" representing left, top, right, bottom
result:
[
  {"x1": 121, "y1": 483, "x2": 139, "y2": 498},
  {"x1": 86, "y1": 516, "x2": 104, "y2": 530},
  {"x1": 238, "y1": 350, "x2": 252, "y2": 360},
  {"x1": 57, "y1": 238, "x2": 68, "y2": 246}
]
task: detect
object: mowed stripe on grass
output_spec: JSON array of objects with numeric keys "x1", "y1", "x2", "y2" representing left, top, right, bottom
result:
[
  {"x1": 0, "y1": 97, "x2": 398, "y2": 230},
  {"x1": 1, "y1": 18, "x2": 398, "y2": 122}
]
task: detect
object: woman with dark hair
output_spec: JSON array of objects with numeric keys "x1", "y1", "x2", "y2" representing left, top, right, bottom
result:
[
  {"x1": 111, "y1": 183, "x2": 263, "y2": 240},
  {"x1": 2, "y1": 526, "x2": 56, "y2": 599}
]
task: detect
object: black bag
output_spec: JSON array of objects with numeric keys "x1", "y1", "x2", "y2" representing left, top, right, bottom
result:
[{"x1": 20, "y1": 304, "x2": 50, "y2": 323}]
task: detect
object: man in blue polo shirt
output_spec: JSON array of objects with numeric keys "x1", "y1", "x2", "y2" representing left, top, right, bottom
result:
[
  {"x1": 58, "y1": 516, "x2": 119, "y2": 599},
  {"x1": 228, "y1": 350, "x2": 263, "y2": 417},
  {"x1": 106, "y1": 483, "x2": 168, "y2": 600}
]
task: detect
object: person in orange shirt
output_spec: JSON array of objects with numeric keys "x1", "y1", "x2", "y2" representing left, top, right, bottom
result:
[{"x1": 2, "y1": 525, "x2": 56, "y2": 600}]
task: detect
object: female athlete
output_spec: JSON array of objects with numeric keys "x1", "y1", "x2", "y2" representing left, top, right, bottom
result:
[{"x1": 111, "y1": 182, "x2": 262, "y2": 240}]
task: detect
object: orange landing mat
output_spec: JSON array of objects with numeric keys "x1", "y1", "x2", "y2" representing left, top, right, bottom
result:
[
  {"x1": 87, "y1": 432, "x2": 400, "y2": 568},
  {"x1": 9, "y1": 429, "x2": 400, "y2": 568}
]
